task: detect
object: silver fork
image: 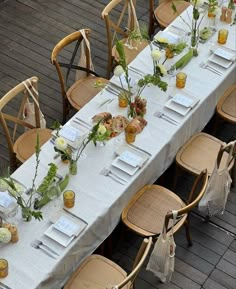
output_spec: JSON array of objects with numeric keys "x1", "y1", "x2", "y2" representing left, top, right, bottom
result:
[
  {"x1": 154, "y1": 111, "x2": 179, "y2": 125},
  {"x1": 100, "y1": 168, "x2": 127, "y2": 185},
  {"x1": 33, "y1": 239, "x2": 59, "y2": 256},
  {"x1": 31, "y1": 241, "x2": 57, "y2": 259},
  {"x1": 128, "y1": 66, "x2": 145, "y2": 77},
  {"x1": 199, "y1": 61, "x2": 222, "y2": 75}
]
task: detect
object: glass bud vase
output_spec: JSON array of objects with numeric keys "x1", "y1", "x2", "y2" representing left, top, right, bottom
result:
[
  {"x1": 21, "y1": 206, "x2": 32, "y2": 222},
  {"x1": 69, "y1": 159, "x2": 78, "y2": 175},
  {"x1": 190, "y1": 29, "x2": 199, "y2": 57}
]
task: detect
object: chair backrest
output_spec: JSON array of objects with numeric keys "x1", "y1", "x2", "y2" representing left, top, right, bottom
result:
[
  {"x1": 164, "y1": 169, "x2": 208, "y2": 231},
  {"x1": 0, "y1": 76, "x2": 41, "y2": 167},
  {"x1": 115, "y1": 236, "x2": 152, "y2": 289},
  {"x1": 51, "y1": 29, "x2": 95, "y2": 121},
  {"x1": 216, "y1": 83, "x2": 236, "y2": 124},
  {"x1": 101, "y1": 0, "x2": 139, "y2": 77},
  {"x1": 217, "y1": 140, "x2": 236, "y2": 169}
]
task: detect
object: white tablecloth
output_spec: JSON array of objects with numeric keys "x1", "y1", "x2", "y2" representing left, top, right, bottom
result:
[{"x1": 1, "y1": 6, "x2": 236, "y2": 289}]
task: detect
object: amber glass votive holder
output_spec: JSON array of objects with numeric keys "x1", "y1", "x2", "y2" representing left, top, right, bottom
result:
[
  {"x1": 125, "y1": 125, "x2": 137, "y2": 144},
  {"x1": 218, "y1": 29, "x2": 229, "y2": 44},
  {"x1": 176, "y1": 72, "x2": 187, "y2": 89},
  {"x1": 63, "y1": 190, "x2": 75, "y2": 208},
  {"x1": 0, "y1": 259, "x2": 8, "y2": 278}
]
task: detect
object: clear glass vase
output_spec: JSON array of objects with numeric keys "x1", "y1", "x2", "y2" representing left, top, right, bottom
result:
[
  {"x1": 21, "y1": 206, "x2": 32, "y2": 222},
  {"x1": 69, "y1": 159, "x2": 78, "y2": 175},
  {"x1": 190, "y1": 29, "x2": 199, "y2": 56}
]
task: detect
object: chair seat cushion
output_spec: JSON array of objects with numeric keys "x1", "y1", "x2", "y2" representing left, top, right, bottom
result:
[
  {"x1": 64, "y1": 255, "x2": 129, "y2": 289},
  {"x1": 176, "y1": 132, "x2": 232, "y2": 176},
  {"x1": 155, "y1": 1, "x2": 190, "y2": 28},
  {"x1": 67, "y1": 76, "x2": 109, "y2": 111},
  {"x1": 14, "y1": 128, "x2": 52, "y2": 163},
  {"x1": 112, "y1": 38, "x2": 149, "y2": 64},
  {"x1": 123, "y1": 185, "x2": 186, "y2": 236}
]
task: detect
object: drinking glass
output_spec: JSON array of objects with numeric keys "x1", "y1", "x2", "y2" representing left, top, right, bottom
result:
[
  {"x1": 176, "y1": 72, "x2": 187, "y2": 88},
  {"x1": 63, "y1": 190, "x2": 75, "y2": 208},
  {"x1": 218, "y1": 29, "x2": 229, "y2": 44},
  {"x1": 0, "y1": 259, "x2": 8, "y2": 278}
]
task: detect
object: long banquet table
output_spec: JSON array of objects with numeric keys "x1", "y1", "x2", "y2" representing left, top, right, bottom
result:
[{"x1": 1, "y1": 5, "x2": 236, "y2": 289}]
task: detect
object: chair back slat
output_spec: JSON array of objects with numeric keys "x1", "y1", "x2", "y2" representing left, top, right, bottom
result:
[
  {"x1": 164, "y1": 169, "x2": 208, "y2": 231},
  {"x1": 116, "y1": 237, "x2": 152, "y2": 289},
  {"x1": 102, "y1": 0, "x2": 140, "y2": 77},
  {"x1": 0, "y1": 76, "x2": 41, "y2": 168}
]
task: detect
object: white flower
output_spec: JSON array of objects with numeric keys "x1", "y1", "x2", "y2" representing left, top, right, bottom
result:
[
  {"x1": 157, "y1": 64, "x2": 167, "y2": 75},
  {"x1": 114, "y1": 65, "x2": 124, "y2": 77},
  {"x1": 155, "y1": 37, "x2": 168, "y2": 44},
  {"x1": 55, "y1": 137, "x2": 67, "y2": 151},
  {"x1": 151, "y1": 49, "x2": 162, "y2": 61},
  {"x1": 98, "y1": 124, "x2": 107, "y2": 135},
  {"x1": 0, "y1": 228, "x2": 11, "y2": 243}
]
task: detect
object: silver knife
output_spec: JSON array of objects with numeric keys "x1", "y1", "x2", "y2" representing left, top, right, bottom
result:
[{"x1": 127, "y1": 144, "x2": 152, "y2": 157}]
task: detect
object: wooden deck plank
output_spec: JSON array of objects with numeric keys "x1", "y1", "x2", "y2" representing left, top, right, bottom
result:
[
  {"x1": 210, "y1": 268, "x2": 236, "y2": 289},
  {"x1": 203, "y1": 278, "x2": 229, "y2": 289}
]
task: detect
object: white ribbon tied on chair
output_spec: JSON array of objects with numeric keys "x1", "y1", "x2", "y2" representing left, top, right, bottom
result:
[
  {"x1": 22, "y1": 79, "x2": 46, "y2": 129},
  {"x1": 146, "y1": 210, "x2": 178, "y2": 283},
  {"x1": 198, "y1": 141, "x2": 235, "y2": 216},
  {"x1": 75, "y1": 29, "x2": 94, "y2": 80}
]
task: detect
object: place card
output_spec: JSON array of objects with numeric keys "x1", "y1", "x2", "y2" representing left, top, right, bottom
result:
[
  {"x1": 172, "y1": 93, "x2": 195, "y2": 108},
  {"x1": 59, "y1": 126, "x2": 80, "y2": 142},
  {"x1": 0, "y1": 192, "x2": 14, "y2": 208},
  {"x1": 118, "y1": 151, "x2": 144, "y2": 168},
  {"x1": 214, "y1": 48, "x2": 235, "y2": 61},
  {"x1": 53, "y1": 216, "x2": 80, "y2": 237}
]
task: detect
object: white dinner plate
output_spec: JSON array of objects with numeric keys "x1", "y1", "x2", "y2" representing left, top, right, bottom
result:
[
  {"x1": 214, "y1": 47, "x2": 235, "y2": 61},
  {"x1": 118, "y1": 150, "x2": 144, "y2": 168},
  {"x1": 44, "y1": 225, "x2": 75, "y2": 247},
  {"x1": 208, "y1": 54, "x2": 232, "y2": 69},
  {"x1": 112, "y1": 157, "x2": 139, "y2": 176},
  {"x1": 165, "y1": 93, "x2": 200, "y2": 116}
]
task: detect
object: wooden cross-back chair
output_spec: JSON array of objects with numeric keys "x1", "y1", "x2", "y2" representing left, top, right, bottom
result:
[
  {"x1": 122, "y1": 170, "x2": 208, "y2": 246},
  {"x1": 51, "y1": 29, "x2": 108, "y2": 123},
  {"x1": 149, "y1": 0, "x2": 190, "y2": 36},
  {"x1": 215, "y1": 83, "x2": 236, "y2": 131},
  {"x1": 0, "y1": 76, "x2": 51, "y2": 170},
  {"x1": 63, "y1": 236, "x2": 152, "y2": 289},
  {"x1": 174, "y1": 133, "x2": 235, "y2": 189},
  {"x1": 101, "y1": 0, "x2": 149, "y2": 78}
]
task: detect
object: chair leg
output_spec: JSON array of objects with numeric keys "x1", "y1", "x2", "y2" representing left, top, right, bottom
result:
[{"x1": 184, "y1": 218, "x2": 193, "y2": 247}]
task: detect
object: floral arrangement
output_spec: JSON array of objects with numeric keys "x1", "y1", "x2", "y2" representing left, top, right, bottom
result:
[
  {"x1": 53, "y1": 119, "x2": 111, "y2": 175},
  {"x1": 54, "y1": 137, "x2": 73, "y2": 162},
  {"x1": 114, "y1": 40, "x2": 168, "y2": 118},
  {"x1": 0, "y1": 135, "x2": 43, "y2": 221},
  {"x1": 172, "y1": 0, "x2": 207, "y2": 55},
  {"x1": 207, "y1": 0, "x2": 219, "y2": 16}
]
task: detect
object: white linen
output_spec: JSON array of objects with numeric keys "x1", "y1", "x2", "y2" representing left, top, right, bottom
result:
[{"x1": 1, "y1": 6, "x2": 236, "y2": 289}]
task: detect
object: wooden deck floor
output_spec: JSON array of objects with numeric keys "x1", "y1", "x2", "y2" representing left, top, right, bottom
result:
[{"x1": 0, "y1": 1, "x2": 236, "y2": 289}]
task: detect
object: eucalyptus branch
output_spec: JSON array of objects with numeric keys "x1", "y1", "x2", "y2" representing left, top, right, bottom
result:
[{"x1": 27, "y1": 134, "x2": 41, "y2": 206}]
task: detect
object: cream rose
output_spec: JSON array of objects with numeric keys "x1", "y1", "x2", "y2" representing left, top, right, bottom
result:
[
  {"x1": 151, "y1": 49, "x2": 162, "y2": 61},
  {"x1": 55, "y1": 137, "x2": 67, "y2": 151},
  {"x1": 114, "y1": 65, "x2": 124, "y2": 77},
  {"x1": 0, "y1": 228, "x2": 11, "y2": 243},
  {"x1": 156, "y1": 37, "x2": 168, "y2": 44},
  {"x1": 98, "y1": 124, "x2": 107, "y2": 135}
]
